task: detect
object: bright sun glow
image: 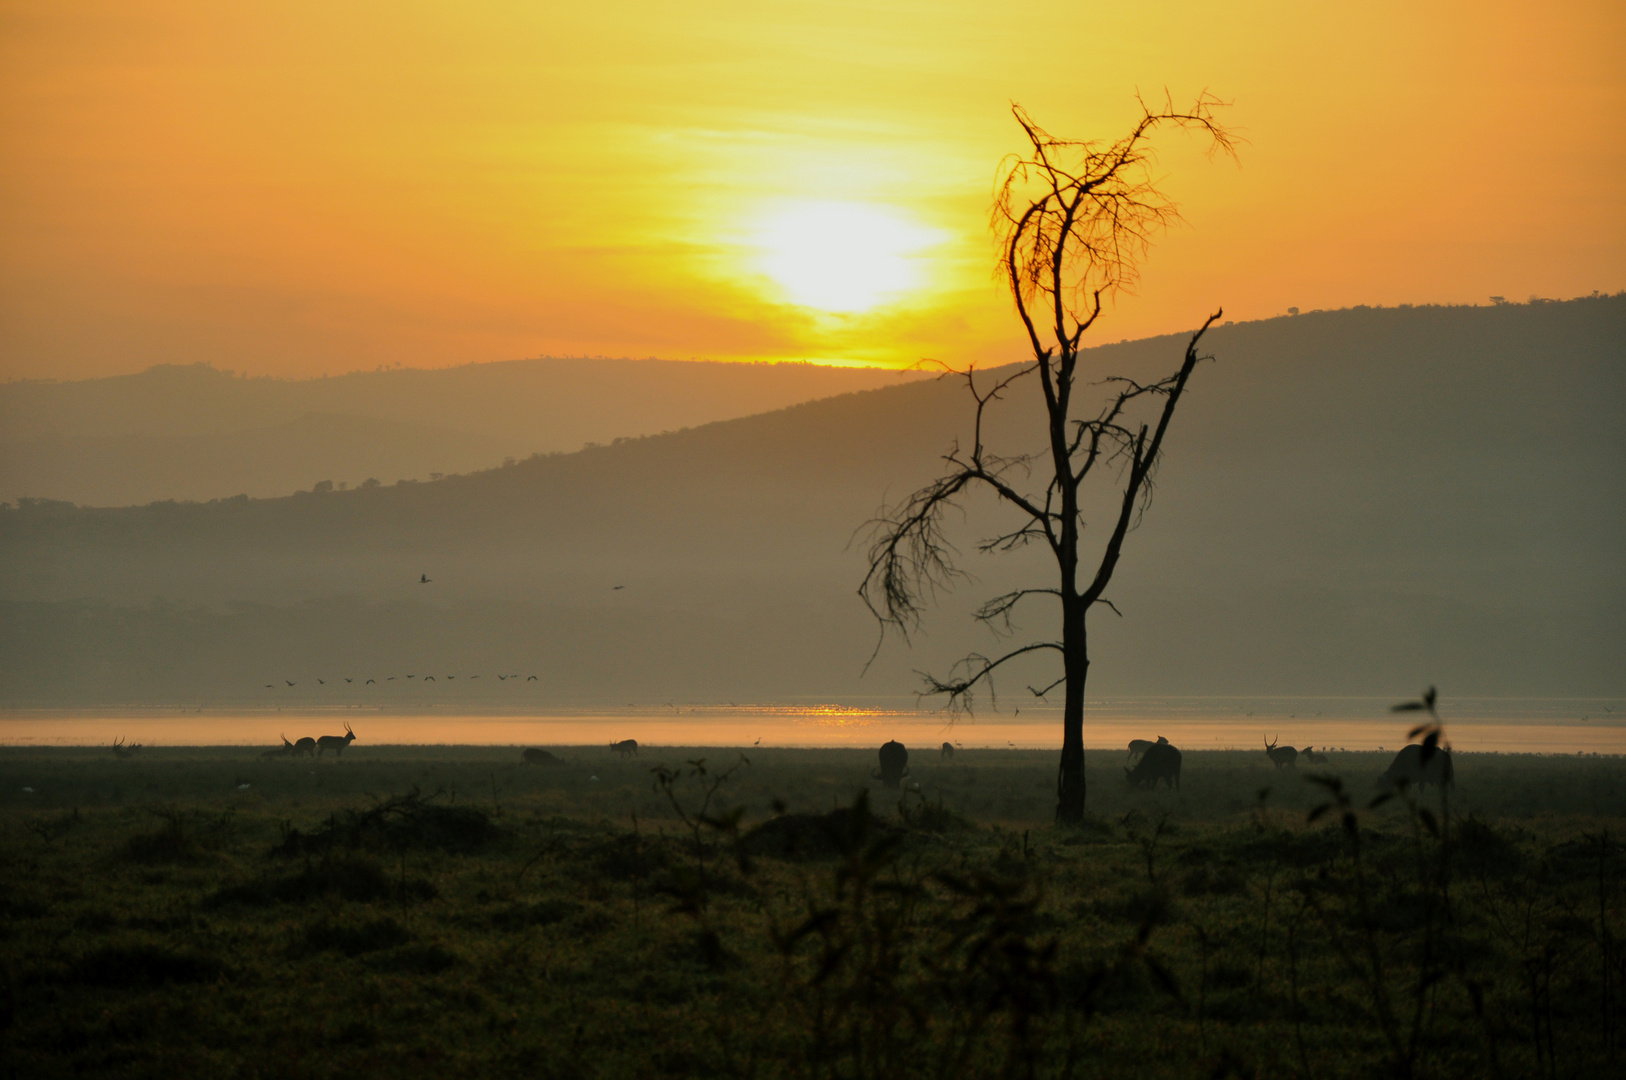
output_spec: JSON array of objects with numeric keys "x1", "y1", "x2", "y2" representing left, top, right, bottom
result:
[{"x1": 752, "y1": 202, "x2": 943, "y2": 314}]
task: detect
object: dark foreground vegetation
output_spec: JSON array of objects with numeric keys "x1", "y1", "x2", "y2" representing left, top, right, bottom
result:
[{"x1": 2, "y1": 744, "x2": 1622, "y2": 1078}]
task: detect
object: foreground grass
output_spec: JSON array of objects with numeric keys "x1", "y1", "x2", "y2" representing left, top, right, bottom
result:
[{"x1": 1, "y1": 745, "x2": 1623, "y2": 1079}]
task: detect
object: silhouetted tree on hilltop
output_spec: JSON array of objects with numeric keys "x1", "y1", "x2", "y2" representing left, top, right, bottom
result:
[{"x1": 860, "y1": 95, "x2": 1236, "y2": 824}]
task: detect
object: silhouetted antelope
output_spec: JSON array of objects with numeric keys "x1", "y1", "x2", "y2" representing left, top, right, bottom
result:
[
  {"x1": 1302, "y1": 746, "x2": 1329, "y2": 765},
  {"x1": 292, "y1": 737, "x2": 317, "y2": 757},
  {"x1": 111, "y1": 737, "x2": 142, "y2": 759},
  {"x1": 610, "y1": 739, "x2": 638, "y2": 757},
  {"x1": 316, "y1": 723, "x2": 356, "y2": 757},
  {"x1": 1264, "y1": 735, "x2": 1298, "y2": 769},
  {"x1": 261, "y1": 734, "x2": 295, "y2": 759},
  {"x1": 522, "y1": 748, "x2": 562, "y2": 766},
  {"x1": 940, "y1": 741, "x2": 955, "y2": 761}
]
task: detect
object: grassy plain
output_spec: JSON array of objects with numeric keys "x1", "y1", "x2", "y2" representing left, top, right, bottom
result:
[{"x1": 2, "y1": 743, "x2": 1623, "y2": 1079}]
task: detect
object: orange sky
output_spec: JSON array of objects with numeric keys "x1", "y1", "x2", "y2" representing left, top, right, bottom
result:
[{"x1": 2, "y1": 0, "x2": 1622, "y2": 380}]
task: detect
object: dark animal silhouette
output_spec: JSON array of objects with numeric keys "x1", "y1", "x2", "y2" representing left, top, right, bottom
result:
[
  {"x1": 1125, "y1": 740, "x2": 1182, "y2": 789},
  {"x1": 940, "y1": 741, "x2": 955, "y2": 761},
  {"x1": 111, "y1": 737, "x2": 142, "y2": 760},
  {"x1": 1381, "y1": 743, "x2": 1455, "y2": 791},
  {"x1": 420, "y1": 574, "x2": 431, "y2": 584},
  {"x1": 1127, "y1": 735, "x2": 1169, "y2": 761},
  {"x1": 1265, "y1": 735, "x2": 1298, "y2": 769},
  {"x1": 610, "y1": 739, "x2": 638, "y2": 757},
  {"x1": 316, "y1": 723, "x2": 356, "y2": 757},
  {"x1": 522, "y1": 748, "x2": 562, "y2": 766},
  {"x1": 873, "y1": 740, "x2": 910, "y2": 789},
  {"x1": 292, "y1": 736, "x2": 317, "y2": 758},
  {"x1": 1302, "y1": 746, "x2": 1329, "y2": 765},
  {"x1": 261, "y1": 734, "x2": 295, "y2": 759}
]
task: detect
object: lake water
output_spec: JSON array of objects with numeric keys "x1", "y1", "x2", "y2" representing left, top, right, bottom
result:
[{"x1": 2, "y1": 697, "x2": 1622, "y2": 754}]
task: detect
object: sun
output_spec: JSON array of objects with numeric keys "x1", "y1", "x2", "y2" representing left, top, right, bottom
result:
[{"x1": 751, "y1": 201, "x2": 943, "y2": 314}]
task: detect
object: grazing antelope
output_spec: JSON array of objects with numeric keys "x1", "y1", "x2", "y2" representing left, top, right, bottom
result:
[
  {"x1": 1301, "y1": 746, "x2": 1329, "y2": 765},
  {"x1": 111, "y1": 737, "x2": 142, "y2": 759},
  {"x1": 316, "y1": 722, "x2": 356, "y2": 758},
  {"x1": 261, "y1": 734, "x2": 296, "y2": 759},
  {"x1": 1264, "y1": 735, "x2": 1299, "y2": 769},
  {"x1": 940, "y1": 741, "x2": 955, "y2": 761},
  {"x1": 610, "y1": 739, "x2": 638, "y2": 757},
  {"x1": 291, "y1": 736, "x2": 317, "y2": 758},
  {"x1": 522, "y1": 748, "x2": 562, "y2": 766}
]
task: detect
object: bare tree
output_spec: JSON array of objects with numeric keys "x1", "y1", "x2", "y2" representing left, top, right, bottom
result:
[{"x1": 859, "y1": 96, "x2": 1236, "y2": 824}]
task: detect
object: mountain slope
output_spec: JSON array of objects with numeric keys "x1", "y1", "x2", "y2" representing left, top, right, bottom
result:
[
  {"x1": 2, "y1": 298, "x2": 1621, "y2": 705},
  {"x1": 0, "y1": 357, "x2": 922, "y2": 505}
]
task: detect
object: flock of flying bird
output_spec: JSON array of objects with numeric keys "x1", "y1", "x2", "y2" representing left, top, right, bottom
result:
[
  {"x1": 255, "y1": 571, "x2": 597, "y2": 688},
  {"x1": 263, "y1": 674, "x2": 539, "y2": 688}
]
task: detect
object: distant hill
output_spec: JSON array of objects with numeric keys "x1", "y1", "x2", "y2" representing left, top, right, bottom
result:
[
  {"x1": 0, "y1": 357, "x2": 922, "y2": 506},
  {"x1": 1, "y1": 297, "x2": 1621, "y2": 706}
]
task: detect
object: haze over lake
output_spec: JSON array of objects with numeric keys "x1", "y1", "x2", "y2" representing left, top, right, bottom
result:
[{"x1": 7, "y1": 696, "x2": 1620, "y2": 756}]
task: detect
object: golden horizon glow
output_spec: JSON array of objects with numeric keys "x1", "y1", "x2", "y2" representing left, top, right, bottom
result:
[{"x1": 1, "y1": 1, "x2": 1622, "y2": 380}]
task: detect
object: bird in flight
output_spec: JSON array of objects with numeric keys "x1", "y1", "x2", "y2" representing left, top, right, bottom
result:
[
  {"x1": 344, "y1": 678, "x2": 353, "y2": 683},
  {"x1": 264, "y1": 684, "x2": 274, "y2": 689},
  {"x1": 613, "y1": 584, "x2": 625, "y2": 590},
  {"x1": 318, "y1": 679, "x2": 325, "y2": 685},
  {"x1": 424, "y1": 676, "x2": 436, "y2": 681},
  {"x1": 498, "y1": 675, "x2": 507, "y2": 681},
  {"x1": 366, "y1": 679, "x2": 376, "y2": 684},
  {"x1": 527, "y1": 675, "x2": 538, "y2": 681},
  {"x1": 286, "y1": 680, "x2": 296, "y2": 687},
  {"x1": 420, "y1": 574, "x2": 432, "y2": 584}
]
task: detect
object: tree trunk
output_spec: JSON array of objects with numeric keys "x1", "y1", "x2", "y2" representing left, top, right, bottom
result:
[{"x1": 1055, "y1": 603, "x2": 1089, "y2": 824}]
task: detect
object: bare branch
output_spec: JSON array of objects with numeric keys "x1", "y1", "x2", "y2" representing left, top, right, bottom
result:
[
  {"x1": 921, "y1": 641, "x2": 1065, "y2": 713},
  {"x1": 1028, "y1": 676, "x2": 1065, "y2": 698},
  {"x1": 857, "y1": 470, "x2": 977, "y2": 643},
  {"x1": 995, "y1": 93, "x2": 1236, "y2": 344},
  {"x1": 1081, "y1": 311, "x2": 1223, "y2": 605},
  {"x1": 973, "y1": 588, "x2": 1063, "y2": 634}
]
